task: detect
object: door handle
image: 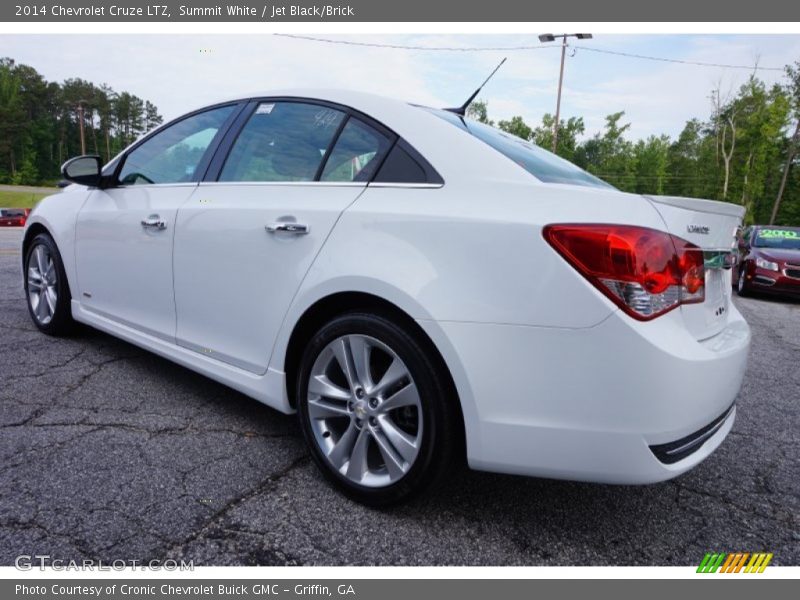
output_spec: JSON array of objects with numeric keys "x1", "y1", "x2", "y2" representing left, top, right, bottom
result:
[
  {"x1": 141, "y1": 214, "x2": 167, "y2": 230},
  {"x1": 265, "y1": 222, "x2": 310, "y2": 235}
]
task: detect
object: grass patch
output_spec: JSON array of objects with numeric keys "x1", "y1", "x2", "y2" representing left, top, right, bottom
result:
[{"x1": 0, "y1": 189, "x2": 55, "y2": 208}]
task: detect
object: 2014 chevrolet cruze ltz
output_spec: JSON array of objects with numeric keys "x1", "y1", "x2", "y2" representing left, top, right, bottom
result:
[{"x1": 22, "y1": 90, "x2": 751, "y2": 505}]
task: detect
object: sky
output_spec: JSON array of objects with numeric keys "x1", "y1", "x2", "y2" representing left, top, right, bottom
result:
[{"x1": 4, "y1": 33, "x2": 800, "y2": 140}]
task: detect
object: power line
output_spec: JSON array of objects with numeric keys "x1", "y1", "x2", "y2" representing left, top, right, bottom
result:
[
  {"x1": 274, "y1": 34, "x2": 552, "y2": 52},
  {"x1": 274, "y1": 33, "x2": 785, "y2": 72},
  {"x1": 572, "y1": 45, "x2": 784, "y2": 72}
]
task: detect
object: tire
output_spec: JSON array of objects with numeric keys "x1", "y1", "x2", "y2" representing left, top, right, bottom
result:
[
  {"x1": 736, "y1": 264, "x2": 749, "y2": 297},
  {"x1": 296, "y1": 312, "x2": 459, "y2": 506},
  {"x1": 24, "y1": 232, "x2": 77, "y2": 336}
]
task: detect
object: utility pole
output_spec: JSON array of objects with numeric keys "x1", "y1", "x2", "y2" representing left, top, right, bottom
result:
[
  {"x1": 76, "y1": 101, "x2": 87, "y2": 155},
  {"x1": 539, "y1": 33, "x2": 593, "y2": 154}
]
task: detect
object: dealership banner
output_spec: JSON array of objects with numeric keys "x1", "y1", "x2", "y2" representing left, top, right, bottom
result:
[
  {"x1": 4, "y1": 579, "x2": 798, "y2": 599},
  {"x1": 3, "y1": 0, "x2": 800, "y2": 22}
]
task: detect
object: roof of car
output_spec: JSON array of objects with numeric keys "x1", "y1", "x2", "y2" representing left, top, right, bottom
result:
[{"x1": 215, "y1": 88, "x2": 408, "y2": 108}]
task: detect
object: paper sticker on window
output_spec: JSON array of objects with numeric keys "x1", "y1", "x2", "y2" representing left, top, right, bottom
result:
[
  {"x1": 256, "y1": 103, "x2": 275, "y2": 115},
  {"x1": 315, "y1": 109, "x2": 341, "y2": 129},
  {"x1": 760, "y1": 229, "x2": 799, "y2": 239}
]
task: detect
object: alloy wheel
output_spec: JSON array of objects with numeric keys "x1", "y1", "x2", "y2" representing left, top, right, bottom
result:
[
  {"x1": 306, "y1": 334, "x2": 423, "y2": 488},
  {"x1": 27, "y1": 244, "x2": 58, "y2": 325}
]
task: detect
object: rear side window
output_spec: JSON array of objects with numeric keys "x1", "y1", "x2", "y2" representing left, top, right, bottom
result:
[
  {"x1": 425, "y1": 107, "x2": 614, "y2": 190},
  {"x1": 220, "y1": 102, "x2": 345, "y2": 182},
  {"x1": 321, "y1": 118, "x2": 392, "y2": 182},
  {"x1": 374, "y1": 141, "x2": 434, "y2": 184}
]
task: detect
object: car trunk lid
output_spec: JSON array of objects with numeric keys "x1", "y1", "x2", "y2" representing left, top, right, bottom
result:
[{"x1": 644, "y1": 195, "x2": 744, "y2": 341}]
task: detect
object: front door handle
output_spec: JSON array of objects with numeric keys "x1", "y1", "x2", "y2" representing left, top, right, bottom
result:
[
  {"x1": 265, "y1": 222, "x2": 310, "y2": 235},
  {"x1": 141, "y1": 214, "x2": 167, "y2": 230}
]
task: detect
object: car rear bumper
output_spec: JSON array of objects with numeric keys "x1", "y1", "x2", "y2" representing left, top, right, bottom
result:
[{"x1": 419, "y1": 303, "x2": 750, "y2": 484}]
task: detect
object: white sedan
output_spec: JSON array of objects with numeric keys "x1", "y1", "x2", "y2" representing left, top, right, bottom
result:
[{"x1": 22, "y1": 90, "x2": 750, "y2": 505}]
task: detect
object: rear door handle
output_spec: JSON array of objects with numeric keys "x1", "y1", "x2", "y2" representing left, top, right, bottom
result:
[
  {"x1": 141, "y1": 214, "x2": 167, "y2": 230},
  {"x1": 265, "y1": 222, "x2": 310, "y2": 235}
]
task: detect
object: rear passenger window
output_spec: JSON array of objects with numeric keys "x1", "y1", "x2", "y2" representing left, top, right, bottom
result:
[
  {"x1": 320, "y1": 119, "x2": 391, "y2": 182},
  {"x1": 220, "y1": 102, "x2": 345, "y2": 182}
]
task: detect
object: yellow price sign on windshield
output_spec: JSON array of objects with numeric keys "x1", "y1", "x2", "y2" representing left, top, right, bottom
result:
[{"x1": 759, "y1": 229, "x2": 799, "y2": 239}]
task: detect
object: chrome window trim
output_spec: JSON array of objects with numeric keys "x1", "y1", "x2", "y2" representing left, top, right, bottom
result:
[
  {"x1": 196, "y1": 181, "x2": 368, "y2": 188},
  {"x1": 112, "y1": 183, "x2": 200, "y2": 190},
  {"x1": 367, "y1": 182, "x2": 444, "y2": 189}
]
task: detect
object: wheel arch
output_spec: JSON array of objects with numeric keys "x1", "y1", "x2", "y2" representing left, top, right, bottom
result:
[
  {"x1": 21, "y1": 222, "x2": 51, "y2": 268},
  {"x1": 22, "y1": 220, "x2": 76, "y2": 296},
  {"x1": 281, "y1": 291, "x2": 467, "y2": 459}
]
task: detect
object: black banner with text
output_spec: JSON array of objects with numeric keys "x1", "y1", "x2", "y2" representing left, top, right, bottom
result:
[{"x1": 4, "y1": 0, "x2": 800, "y2": 22}]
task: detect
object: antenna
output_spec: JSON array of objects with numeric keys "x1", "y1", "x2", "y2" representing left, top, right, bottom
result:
[{"x1": 445, "y1": 57, "x2": 507, "y2": 116}]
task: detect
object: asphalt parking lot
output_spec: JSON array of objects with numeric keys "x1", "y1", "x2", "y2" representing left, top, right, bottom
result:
[{"x1": 0, "y1": 227, "x2": 798, "y2": 566}]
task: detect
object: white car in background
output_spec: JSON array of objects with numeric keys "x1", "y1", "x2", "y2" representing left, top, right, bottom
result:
[{"x1": 22, "y1": 90, "x2": 750, "y2": 505}]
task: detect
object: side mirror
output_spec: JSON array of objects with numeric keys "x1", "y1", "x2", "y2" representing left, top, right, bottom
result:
[{"x1": 61, "y1": 155, "x2": 102, "y2": 187}]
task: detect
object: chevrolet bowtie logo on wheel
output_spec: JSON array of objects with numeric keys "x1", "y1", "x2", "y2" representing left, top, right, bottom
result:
[{"x1": 697, "y1": 552, "x2": 774, "y2": 573}]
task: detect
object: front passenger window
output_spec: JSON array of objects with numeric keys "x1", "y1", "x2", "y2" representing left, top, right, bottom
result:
[{"x1": 118, "y1": 104, "x2": 235, "y2": 186}]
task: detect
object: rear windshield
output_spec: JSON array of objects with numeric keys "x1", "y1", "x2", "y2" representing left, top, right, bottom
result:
[
  {"x1": 754, "y1": 228, "x2": 800, "y2": 249},
  {"x1": 425, "y1": 107, "x2": 614, "y2": 190}
]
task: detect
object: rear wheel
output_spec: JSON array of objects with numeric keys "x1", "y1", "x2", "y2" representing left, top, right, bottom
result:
[
  {"x1": 296, "y1": 312, "x2": 458, "y2": 506},
  {"x1": 24, "y1": 233, "x2": 76, "y2": 336}
]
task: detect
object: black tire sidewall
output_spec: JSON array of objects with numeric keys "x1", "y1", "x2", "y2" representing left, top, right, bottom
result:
[
  {"x1": 737, "y1": 264, "x2": 748, "y2": 296},
  {"x1": 296, "y1": 312, "x2": 454, "y2": 506},
  {"x1": 24, "y1": 233, "x2": 74, "y2": 335}
]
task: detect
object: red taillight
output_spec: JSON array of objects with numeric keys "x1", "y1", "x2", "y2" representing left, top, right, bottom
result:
[{"x1": 544, "y1": 224, "x2": 705, "y2": 320}]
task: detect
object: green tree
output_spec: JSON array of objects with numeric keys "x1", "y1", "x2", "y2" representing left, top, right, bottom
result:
[
  {"x1": 633, "y1": 135, "x2": 671, "y2": 195},
  {"x1": 724, "y1": 77, "x2": 791, "y2": 222},
  {"x1": 466, "y1": 99, "x2": 493, "y2": 125},
  {"x1": 532, "y1": 114, "x2": 585, "y2": 160},
  {"x1": 575, "y1": 111, "x2": 635, "y2": 191},
  {"x1": 0, "y1": 57, "x2": 165, "y2": 184},
  {"x1": 497, "y1": 115, "x2": 532, "y2": 140},
  {"x1": 770, "y1": 61, "x2": 800, "y2": 224}
]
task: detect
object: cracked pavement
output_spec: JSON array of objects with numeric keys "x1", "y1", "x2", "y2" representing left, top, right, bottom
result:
[{"x1": 0, "y1": 228, "x2": 798, "y2": 566}]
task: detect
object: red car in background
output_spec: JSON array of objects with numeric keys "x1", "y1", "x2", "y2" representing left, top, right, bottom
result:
[
  {"x1": 734, "y1": 225, "x2": 800, "y2": 299},
  {"x1": 0, "y1": 208, "x2": 31, "y2": 227}
]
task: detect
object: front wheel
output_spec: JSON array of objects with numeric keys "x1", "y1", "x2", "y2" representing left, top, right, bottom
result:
[
  {"x1": 736, "y1": 264, "x2": 749, "y2": 297},
  {"x1": 296, "y1": 312, "x2": 459, "y2": 506},
  {"x1": 24, "y1": 233, "x2": 76, "y2": 336}
]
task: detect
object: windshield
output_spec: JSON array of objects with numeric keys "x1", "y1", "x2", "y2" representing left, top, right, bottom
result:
[
  {"x1": 424, "y1": 107, "x2": 614, "y2": 190},
  {"x1": 754, "y1": 228, "x2": 800, "y2": 250}
]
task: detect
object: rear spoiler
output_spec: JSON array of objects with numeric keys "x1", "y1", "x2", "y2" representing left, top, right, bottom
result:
[{"x1": 644, "y1": 195, "x2": 746, "y2": 219}]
